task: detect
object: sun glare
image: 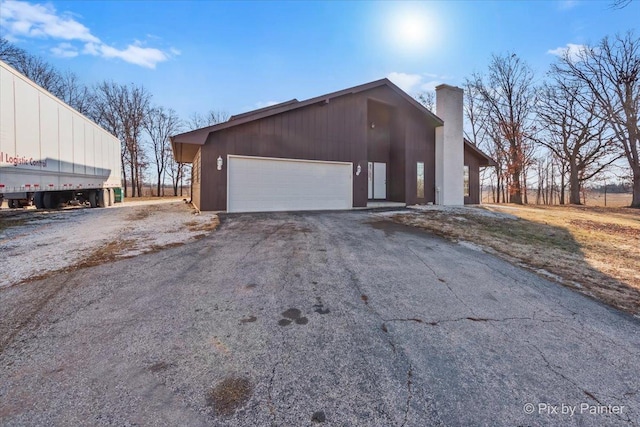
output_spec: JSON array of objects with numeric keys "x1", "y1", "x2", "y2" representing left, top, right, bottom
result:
[
  {"x1": 387, "y1": 7, "x2": 438, "y2": 54},
  {"x1": 397, "y1": 14, "x2": 427, "y2": 47}
]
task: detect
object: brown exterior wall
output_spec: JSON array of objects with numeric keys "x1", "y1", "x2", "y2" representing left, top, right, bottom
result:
[
  {"x1": 191, "y1": 148, "x2": 202, "y2": 210},
  {"x1": 404, "y1": 105, "x2": 436, "y2": 205},
  {"x1": 200, "y1": 92, "x2": 367, "y2": 211},
  {"x1": 198, "y1": 85, "x2": 439, "y2": 211},
  {"x1": 364, "y1": 87, "x2": 437, "y2": 205},
  {"x1": 464, "y1": 147, "x2": 481, "y2": 204}
]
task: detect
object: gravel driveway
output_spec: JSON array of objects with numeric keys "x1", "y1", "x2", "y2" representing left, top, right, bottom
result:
[
  {"x1": 1, "y1": 211, "x2": 638, "y2": 426},
  {"x1": 0, "y1": 200, "x2": 218, "y2": 288}
]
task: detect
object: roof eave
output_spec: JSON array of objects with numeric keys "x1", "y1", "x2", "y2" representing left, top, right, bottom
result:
[
  {"x1": 170, "y1": 78, "x2": 446, "y2": 146},
  {"x1": 464, "y1": 139, "x2": 496, "y2": 166}
]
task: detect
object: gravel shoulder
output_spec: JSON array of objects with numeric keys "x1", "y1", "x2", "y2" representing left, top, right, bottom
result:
[{"x1": 0, "y1": 200, "x2": 219, "y2": 288}]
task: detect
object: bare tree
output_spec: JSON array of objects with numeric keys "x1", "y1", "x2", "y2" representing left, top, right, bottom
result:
[
  {"x1": 463, "y1": 81, "x2": 505, "y2": 203},
  {"x1": 415, "y1": 90, "x2": 435, "y2": 113},
  {"x1": 536, "y1": 78, "x2": 619, "y2": 204},
  {"x1": 91, "y1": 81, "x2": 130, "y2": 196},
  {"x1": 58, "y1": 70, "x2": 93, "y2": 116},
  {"x1": 10, "y1": 51, "x2": 63, "y2": 97},
  {"x1": 145, "y1": 107, "x2": 182, "y2": 196},
  {"x1": 610, "y1": 0, "x2": 632, "y2": 8},
  {"x1": 187, "y1": 110, "x2": 229, "y2": 129},
  {"x1": 471, "y1": 53, "x2": 538, "y2": 204},
  {"x1": 553, "y1": 32, "x2": 640, "y2": 207},
  {"x1": 0, "y1": 37, "x2": 24, "y2": 62},
  {"x1": 463, "y1": 83, "x2": 483, "y2": 145},
  {"x1": 165, "y1": 158, "x2": 190, "y2": 197},
  {"x1": 92, "y1": 81, "x2": 151, "y2": 197},
  {"x1": 121, "y1": 84, "x2": 151, "y2": 197}
]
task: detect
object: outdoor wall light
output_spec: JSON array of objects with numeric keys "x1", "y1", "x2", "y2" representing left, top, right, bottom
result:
[
  {"x1": 370, "y1": 122, "x2": 375, "y2": 129},
  {"x1": 356, "y1": 164, "x2": 362, "y2": 176},
  {"x1": 217, "y1": 156, "x2": 223, "y2": 171}
]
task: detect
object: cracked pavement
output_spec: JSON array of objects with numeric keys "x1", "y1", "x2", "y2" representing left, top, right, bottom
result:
[{"x1": 1, "y1": 211, "x2": 639, "y2": 426}]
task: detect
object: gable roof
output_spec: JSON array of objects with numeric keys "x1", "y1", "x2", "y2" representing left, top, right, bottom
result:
[
  {"x1": 228, "y1": 99, "x2": 299, "y2": 121},
  {"x1": 171, "y1": 78, "x2": 444, "y2": 160},
  {"x1": 464, "y1": 138, "x2": 495, "y2": 166}
]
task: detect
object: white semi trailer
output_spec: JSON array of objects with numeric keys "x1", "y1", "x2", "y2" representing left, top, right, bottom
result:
[{"x1": 0, "y1": 60, "x2": 122, "y2": 209}]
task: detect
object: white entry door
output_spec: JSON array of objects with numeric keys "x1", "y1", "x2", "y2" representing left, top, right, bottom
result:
[
  {"x1": 227, "y1": 155, "x2": 353, "y2": 213},
  {"x1": 374, "y1": 162, "x2": 386, "y2": 199},
  {"x1": 368, "y1": 162, "x2": 386, "y2": 200}
]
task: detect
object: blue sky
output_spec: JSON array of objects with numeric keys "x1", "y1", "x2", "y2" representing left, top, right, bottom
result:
[{"x1": 1, "y1": 0, "x2": 638, "y2": 123}]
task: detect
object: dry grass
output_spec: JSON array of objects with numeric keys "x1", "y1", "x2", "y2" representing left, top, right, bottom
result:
[
  {"x1": 123, "y1": 196, "x2": 185, "y2": 202},
  {"x1": 126, "y1": 205, "x2": 163, "y2": 221},
  {"x1": 482, "y1": 191, "x2": 632, "y2": 208},
  {"x1": 392, "y1": 204, "x2": 640, "y2": 316},
  {"x1": 584, "y1": 192, "x2": 632, "y2": 207},
  {"x1": 185, "y1": 216, "x2": 220, "y2": 233},
  {"x1": 13, "y1": 239, "x2": 138, "y2": 288},
  {"x1": 74, "y1": 239, "x2": 139, "y2": 269}
]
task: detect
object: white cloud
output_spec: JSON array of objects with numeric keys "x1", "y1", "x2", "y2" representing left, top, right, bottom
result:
[
  {"x1": 99, "y1": 43, "x2": 168, "y2": 69},
  {"x1": 50, "y1": 42, "x2": 78, "y2": 58},
  {"x1": 0, "y1": 0, "x2": 176, "y2": 68},
  {"x1": 420, "y1": 80, "x2": 440, "y2": 92},
  {"x1": 387, "y1": 72, "x2": 423, "y2": 93},
  {"x1": 388, "y1": 72, "x2": 452, "y2": 94},
  {"x1": 548, "y1": 43, "x2": 589, "y2": 62},
  {"x1": 82, "y1": 42, "x2": 99, "y2": 55},
  {"x1": 0, "y1": 1, "x2": 99, "y2": 42}
]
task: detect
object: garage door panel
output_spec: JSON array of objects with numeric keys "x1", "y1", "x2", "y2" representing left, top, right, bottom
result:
[{"x1": 228, "y1": 156, "x2": 352, "y2": 213}]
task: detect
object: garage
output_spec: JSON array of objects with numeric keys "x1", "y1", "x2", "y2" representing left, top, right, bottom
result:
[
  {"x1": 227, "y1": 155, "x2": 353, "y2": 213},
  {"x1": 171, "y1": 79, "x2": 493, "y2": 211}
]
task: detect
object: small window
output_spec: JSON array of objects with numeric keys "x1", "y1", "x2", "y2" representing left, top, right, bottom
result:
[
  {"x1": 463, "y1": 165, "x2": 470, "y2": 197},
  {"x1": 417, "y1": 162, "x2": 424, "y2": 199}
]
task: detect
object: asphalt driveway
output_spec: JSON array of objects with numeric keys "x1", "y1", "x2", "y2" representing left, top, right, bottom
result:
[{"x1": 1, "y1": 211, "x2": 638, "y2": 426}]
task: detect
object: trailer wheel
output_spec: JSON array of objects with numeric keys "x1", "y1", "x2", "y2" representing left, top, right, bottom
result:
[
  {"x1": 43, "y1": 192, "x2": 57, "y2": 209},
  {"x1": 34, "y1": 192, "x2": 44, "y2": 209},
  {"x1": 8, "y1": 199, "x2": 19, "y2": 209},
  {"x1": 89, "y1": 190, "x2": 98, "y2": 208},
  {"x1": 97, "y1": 189, "x2": 108, "y2": 208}
]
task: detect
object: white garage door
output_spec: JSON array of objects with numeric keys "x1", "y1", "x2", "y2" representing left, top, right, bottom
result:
[{"x1": 228, "y1": 155, "x2": 353, "y2": 213}]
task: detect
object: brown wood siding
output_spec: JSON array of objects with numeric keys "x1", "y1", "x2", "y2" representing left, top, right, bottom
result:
[
  {"x1": 389, "y1": 108, "x2": 406, "y2": 203},
  {"x1": 200, "y1": 93, "x2": 367, "y2": 211},
  {"x1": 363, "y1": 87, "x2": 436, "y2": 204},
  {"x1": 191, "y1": 148, "x2": 202, "y2": 210},
  {"x1": 464, "y1": 147, "x2": 481, "y2": 204},
  {"x1": 403, "y1": 105, "x2": 436, "y2": 205},
  {"x1": 367, "y1": 100, "x2": 392, "y2": 200},
  {"x1": 197, "y1": 85, "x2": 439, "y2": 211},
  {"x1": 366, "y1": 87, "x2": 404, "y2": 203}
]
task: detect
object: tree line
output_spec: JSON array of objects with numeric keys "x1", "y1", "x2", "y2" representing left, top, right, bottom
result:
[
  {"x1": 3, "y1": 30, "x2": 637, "y2": 207},
  {"x1": 417, "y1": 31, "x2": 639, "y2": 208},
  {"x1": 1, "y1": 38, "x2": 228, "y2": 198}
]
